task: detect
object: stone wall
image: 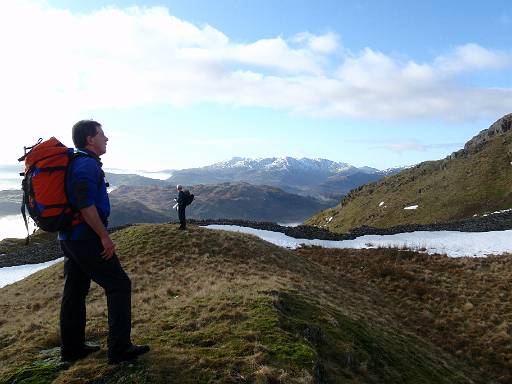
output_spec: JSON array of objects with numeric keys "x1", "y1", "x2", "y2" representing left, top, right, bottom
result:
[{"x1": 2, "y1": 213, "x2": 512, "y2": 269}]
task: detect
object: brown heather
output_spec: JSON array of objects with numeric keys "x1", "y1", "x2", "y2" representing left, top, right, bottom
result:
[
  {"x1": 297, "y1": 246, "x2": 512, "y2": 383},
  {"x1": 0, "y1": 224, "x2": 503, "y2": 383}
]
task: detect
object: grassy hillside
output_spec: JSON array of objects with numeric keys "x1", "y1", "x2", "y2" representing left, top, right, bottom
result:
[
  {"x1": 105, "y1": 173, "x2": 169, "y2": 188},
  {"x1": 0, "y1": 224, "x2": 485, "y2": 383},
  {"x1": 306, "y1": 114, "x2": 512, "y2": 233},
  {"x1": 298, "y1": 247, "x2": 512, "y2": 384},
  {"x1": 110, "y1": 182, "x2": 331, "y2": 224}
]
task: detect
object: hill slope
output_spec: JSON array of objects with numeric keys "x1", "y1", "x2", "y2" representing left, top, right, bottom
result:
[
  {"x1": 306, "y1": 114, "x2": 512, "y2": 233},
  {"x1": 105, "y1": 173, "x2": 170, "y2": 188},
  {"x1": 109, "y1": 182, "x2": 332, "y2": 225},
  {"x1": 0, "y1": 224, "x2": 483, "y2": 383}
]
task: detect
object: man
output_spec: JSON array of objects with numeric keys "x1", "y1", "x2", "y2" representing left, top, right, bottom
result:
[
  {"x1": 59, "y1": 120, "x2": 149, "y2": 364},
  {"x1": 176, "y1": 184, "x2": 187, "y2": 230}
]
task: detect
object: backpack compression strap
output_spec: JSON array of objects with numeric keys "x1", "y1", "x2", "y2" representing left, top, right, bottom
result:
[{"x1": 21, "y1": 190, "x2": 30, "y2": 245}]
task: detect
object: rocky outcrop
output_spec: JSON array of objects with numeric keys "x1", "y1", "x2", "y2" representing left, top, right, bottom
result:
[
  {"x1": 441, "y1": 114, "x2": 512, "y2": 163},
  {"x1": 464, "y1": 114, "x2": 512, "y2": 152}
]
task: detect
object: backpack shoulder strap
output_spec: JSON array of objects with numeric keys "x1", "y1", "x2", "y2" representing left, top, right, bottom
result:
[
  {"x1": 70, "y1": 149, "x2": 106, "y2": 187},
  {"x1": 73, "y1": 149, "x2": 96, "y2": 158}
]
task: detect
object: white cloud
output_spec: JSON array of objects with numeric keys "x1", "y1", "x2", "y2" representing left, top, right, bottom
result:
[
  {"x1": 435, "y1": 43, "x2": 512, "y2": 74},
  {"x1": 227, "y1": 37, "x2": 325, "y2": 74},
  {"x1": 292, "y1": 31, "x2": 340, "y2": 54},
  {"x1": 1, "y1": 1, "x2": 512, "y2": 166}
]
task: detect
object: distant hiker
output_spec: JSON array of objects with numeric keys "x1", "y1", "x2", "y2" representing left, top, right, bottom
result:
[
  {"x1": 175, "y1": 184, "x2": 187, "y2": 230},
  {"x1": 59, "y1": 120, "x2": 149, "y2": 364}
]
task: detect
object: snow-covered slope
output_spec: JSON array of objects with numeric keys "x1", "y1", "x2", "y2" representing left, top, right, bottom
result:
[{"x1": 207, "y1": 225, "x2": 512, "y2": 258}]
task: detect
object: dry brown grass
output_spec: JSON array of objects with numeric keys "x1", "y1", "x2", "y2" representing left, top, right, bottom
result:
[
  {"x1": 296, "y1": 246, "x2": 512, "y2": 383},
  {"x1": 0, "y1": 224, "x2": 318, "y2": 382},
  {"x1": 307, "y1": 117, "x2": 512, "y2": 233},
  {"x1": 0, "y1": 224, "x2": 492, "y2": 383}
]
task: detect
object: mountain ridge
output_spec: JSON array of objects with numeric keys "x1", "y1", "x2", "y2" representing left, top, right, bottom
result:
[
  {"x1": 167, "y1": 157, "x2": 404, "y2": 202},
  {"x1": 208, "y1": 156, "x2": 357, "y2": 173},
  {"x1": 306, "y1": 113, "x2": 512, "y2": 233}
]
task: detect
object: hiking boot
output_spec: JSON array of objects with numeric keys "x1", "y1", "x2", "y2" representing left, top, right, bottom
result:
[
  {"x1": 61, "y1": 343, "x2": 100, "y2": 362},
  {"x1": 108, "y1": 344, "x2": 150, "y2": 364}
]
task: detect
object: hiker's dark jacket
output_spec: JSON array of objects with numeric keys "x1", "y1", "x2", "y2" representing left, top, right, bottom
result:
[
  {"x1": 58, "y1": 149, "x2": 110, "y2": 240},
  {"x1": 177, "y1": 190, "x2": 186, "y2": 206}
]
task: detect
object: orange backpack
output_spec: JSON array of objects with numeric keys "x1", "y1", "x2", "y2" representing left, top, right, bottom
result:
[{"x1": 18, "y1": 137, "x2": 89, "y2": 240}]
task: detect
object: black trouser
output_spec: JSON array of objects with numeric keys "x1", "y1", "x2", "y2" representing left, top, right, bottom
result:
[
  {"x1": 60, "y1": 237, "x2": 132, "y2": 356},
  {"x1": 178, "y1": 205, "x2": 186, "y2": 228}
]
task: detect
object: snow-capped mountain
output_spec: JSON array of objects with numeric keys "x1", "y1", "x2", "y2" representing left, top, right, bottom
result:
[
  {"x1": 208, "y1": 157, "x2": 358, "y2": 174},
  {"x1": 167, "y1": 157, "x2": 401, "y2": 202}
]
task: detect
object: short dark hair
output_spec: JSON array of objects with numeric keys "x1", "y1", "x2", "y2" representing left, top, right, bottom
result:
[{"x1": 72, "y1": 120, "x2": 101, "y2": 149}]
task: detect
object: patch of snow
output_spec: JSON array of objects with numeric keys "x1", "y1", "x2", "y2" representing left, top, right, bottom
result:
[
  {"x1": 379, "y1": 202, "x2": 385, "y2": 207},
  {"x1": 477, "y1": 208, "x2": 512, "y2": 217},
  {"x1": 326, "y1": 216, "x2": 333, "y2": 223},
  {"x1": 0, "y1": 258, "x2": 63, "y2": 289},
  {"x1": 206, "y1": 225, "x2": 512, "y2": 258},
  {"x1": 277, "y1": 222, "x2": 302, "y2": 227},
  {"x1": 210, "y1": 157, "x2": 356, "y2": 174},
  {"x1": 404, "y1": 205, "x2": 418, "y2": 210}
]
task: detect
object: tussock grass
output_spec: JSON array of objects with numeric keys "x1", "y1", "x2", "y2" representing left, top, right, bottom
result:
[
  {"x1": 297, "y1": 246, "x2": 512, "y2": 383},
  {"x1": 0, "y1": 224, "x2": 488, "y2": 383}
]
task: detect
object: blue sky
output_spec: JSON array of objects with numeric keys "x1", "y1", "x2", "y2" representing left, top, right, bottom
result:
[{"x1": 1, "y1": 0, "x2": 511, "y2": 171}]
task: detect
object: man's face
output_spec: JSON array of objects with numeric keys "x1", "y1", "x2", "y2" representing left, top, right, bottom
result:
[{"x1": 87, "y1": 126, "x2": 108, "y2": 156}]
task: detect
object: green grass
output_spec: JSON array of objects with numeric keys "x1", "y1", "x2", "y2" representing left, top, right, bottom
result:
[
  {"x1": 0, "y1": 224, "x2": 491, "y2": 383},
  {"x1": 1, "y1": 354, "x2": 66, "y2": 384},
  {"x1": 306, "y1": 123, "x2": 512, "y2": 233}
]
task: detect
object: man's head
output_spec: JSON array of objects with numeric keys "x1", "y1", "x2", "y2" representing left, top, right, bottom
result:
[
  {"x1": 176, "y1": 184, "x2": 183, "y2": 191},
  {"x1": 72, "y1": 120, "x2": 108, "y2": 156}
]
